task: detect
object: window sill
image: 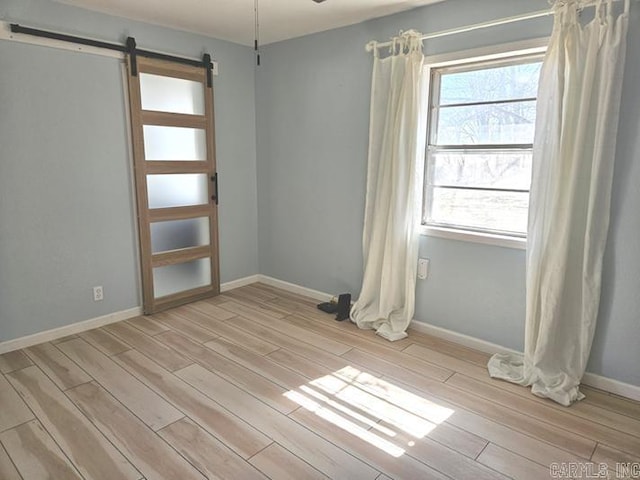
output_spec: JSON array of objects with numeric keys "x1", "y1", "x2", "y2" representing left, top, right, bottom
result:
[{"x1": 419, "y1": 225, "x2": 526, "y2": 250}]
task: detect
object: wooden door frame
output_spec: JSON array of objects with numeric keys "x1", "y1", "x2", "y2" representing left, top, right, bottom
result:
[{"x1": 127, "y1": 56, "x2": 220, "y2": 314}]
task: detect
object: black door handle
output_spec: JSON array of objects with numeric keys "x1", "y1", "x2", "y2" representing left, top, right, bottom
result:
[{"x1": 211, "y1": 173, "x2": 219, "y2": 205}]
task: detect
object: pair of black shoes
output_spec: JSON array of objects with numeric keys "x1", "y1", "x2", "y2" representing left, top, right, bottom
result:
[{"x1": 317, "y1": 293, "x2": 351, "y2": 321}]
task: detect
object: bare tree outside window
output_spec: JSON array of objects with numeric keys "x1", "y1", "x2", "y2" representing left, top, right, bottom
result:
[{"x1": 423, "y1": 56, "x2": 543, "y2": 236}]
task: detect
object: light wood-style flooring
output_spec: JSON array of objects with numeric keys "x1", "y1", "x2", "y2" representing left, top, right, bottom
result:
[{"x1": 1, "y1": 283, "x2": 639, "y2": 479}]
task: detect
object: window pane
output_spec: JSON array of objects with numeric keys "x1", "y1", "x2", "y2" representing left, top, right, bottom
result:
[
  {"x1": 435, "y1": 100, "x2": 536, "y2": 145},
  {"x1": 428, "y1": 188, "x2": 528, "y2": 235},
  {"x1": 140, "y1": 73, "x2": 205, "y2": 115},
  {"x1": 430, "y1": 151, "x2": 532, "y2": 190},
  {"x1": 439, "y1": 61, "x2": 541, "y2": 105},
  {"x1": 150, "y1": 217, "x2": 210, "y2": 254},
  {"x1": 147, "y1": 174, "x2": 208, "y2": 209},
  {"x1": 143, "y1": 125, "x2": 206, "y2": 161},
  {"x1": 153, "y1": 258, "x2": 211, "y2": 298}
]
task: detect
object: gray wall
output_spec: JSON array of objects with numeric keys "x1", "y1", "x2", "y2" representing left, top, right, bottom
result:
[
  {"x1": 256, "y1": 0, "x2": 640, "y2": 386},
  {"x1": 0, "y1": 0, "x2": 258, "y2": 341}
]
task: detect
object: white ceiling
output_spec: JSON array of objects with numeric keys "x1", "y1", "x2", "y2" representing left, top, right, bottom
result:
[{"x1": 54, "y1": 0, "x2": 445, "y2": 46}]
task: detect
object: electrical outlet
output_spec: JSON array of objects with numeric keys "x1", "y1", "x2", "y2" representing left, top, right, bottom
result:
[
  {"x1": 93, "y1": 286, "x2": 104, "y2": 301},
  {"x1": 418, "y1": 258, "x2": 430, "y2": 280}
]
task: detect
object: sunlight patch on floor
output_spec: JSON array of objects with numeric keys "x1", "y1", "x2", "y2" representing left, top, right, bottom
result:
[
  {"x1": 284, "y1": 366, "x2": 455, "y2": 457},
  {"x1": 335, "y1": 366, "x2": 454, "y2": 424},
  {"x1": 299, "y1": 385, "x2": 397, "y2": 437},
  {"x1": 284, "y1": 390, "x2": 406, "y2": 457}
]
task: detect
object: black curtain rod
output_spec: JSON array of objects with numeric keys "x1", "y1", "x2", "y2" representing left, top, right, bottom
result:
[{"x1": 10, "y1": 23, "x2": 214, "y2": 86}]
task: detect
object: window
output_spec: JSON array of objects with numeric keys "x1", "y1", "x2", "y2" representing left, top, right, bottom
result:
[{"x1": 423, "y1": 52, "x2": 543, "y2": 241}]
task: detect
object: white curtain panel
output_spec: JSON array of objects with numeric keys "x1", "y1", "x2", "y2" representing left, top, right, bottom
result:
[
  {"x1": 351, "y1": 31, "x2": 428, "y2": 341},
  {"x1": 488, "y1": 0, "x2": 629, "y2": 406}
]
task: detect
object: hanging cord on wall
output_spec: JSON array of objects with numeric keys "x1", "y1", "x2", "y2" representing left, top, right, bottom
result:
[{"x1": 254, "y1": 0, "x2": 261, "y2": 66}]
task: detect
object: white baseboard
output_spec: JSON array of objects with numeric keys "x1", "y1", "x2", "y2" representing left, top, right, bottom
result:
[
  {"x1": 255, "y1": 275, "x2": 333, "y2": 301},
  {"x1": 410, "y1": 319, "x2": 640, "y2": 402},
  {"x1": 0, "y1": 307, "x2": 142, "y2": 354},
  {"x1": 220, "y1": 274, "x2": 261, "y2": 292},
  {"x1": 409, "y1": 320, "x2": 522, "y2": 356},
  {"x1": 581, "y1": 372, "x2": 640, "y2": 402}
]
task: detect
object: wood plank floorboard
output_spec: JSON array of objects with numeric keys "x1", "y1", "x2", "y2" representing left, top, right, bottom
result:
[
  {"x1": 267, "y1": 347, "x2": 335, "y2": 379},
  {"x1": 405, "y1": 328, "x2": 492, "y2": 366},
  {"x1": 78, "y1": 327, "x2": 132, "y2": 356},
  {"x1": 126, "y1": 315, "x2": 170, "y2": 336},
  {"x1": 216, "y1": 299, "x2": 286, "y2": 322},
  {"x1": 265, "y1": 295, "x2": 413, "y2": 351},
  {"x1": 582, "y1": 385, "x2": 640, "y2": 419},
  {"x1": 25, "y1": 342, "x2": 91, "y2": 390},
  {"x1": 591, "y1": 443, "x2": 640, "y2": 474},
  {"x1": 0, "y1": 419, "x2": 83, "y2": 480},
  {"x1": 175, "y1": 306, "x2": 280, "y2": 355},
  {"x1": 377, "y1": 417, "x2": 488, "y2": 460},
  {"x1": 233, "y1": 284, "x2": 281, "y2": 302},
  {"x1": 7, "y1": 366, "x2": 140, "y2": 480},
  {"x1": 251, "y1": 282, "x2": 320, "y2": 306},
  {"x1": 248, "y1": 313, "x2": 355, "y2": 356},
  {"x1": 50, "y1": 334, "x2": 78, "y2": 344},
  {"x1": 67, "y1": 382, "x2": 203, "y2": 480},
  {"x1": 282, "y1": 313, "x2": 405, "y2": 358},
  {"x1": 1, "y1": 283, "x2": 638, "y2": 479},
  {"x1": 267, "y1": 296, "x2": 340, "y2": 321},
  {"x1": 105, "y1": 321, "x2": 192, "y2": 371},
  {"x1": 446, "y1": 373, "x2": 640, "y2": 456},
  {"x1": 159, "y1": 417, "x2": 269, "y2": 479},
  {"x1": 57, "y1": 338, "x2": 184, "y2": 430},
  {"x1": 114, "y1": 348, "x2": 272, "y2": 458},
  {"x1": 380, "y1": 374, "x2": 593, "y2": 469},
  {"x1": 343, "y1": 348, "x2": 597, "y2": 459},
  {"x1": 405, "y1": 342, "x2": 640, "y2": 438},
  {"x1": 186, "y1": 300, "x2": 237, "y2": 320},
  {"x1": 0, "y1": 350, "x2": 33, "y2": 374},
  {"x1": 0, "y1": 372, "x2": 34, "y2": 432},
  {"x1": 328, "y1": 369, "x2": 488, "y2": 459},
  {"x1": 0, "y1": 442, "x2": 21, "y2": 480},
  {"x1": 296, "y1": 397, "x2": 502, "y2": 480},
  {"x1": 476, "y1": 443, "x2": 551, "y2": 480},
  {"x1": 231, "y1": 315, "x2": 369, "y2": 372},
  {"x1": 290, "y1": 408, "x2": 450, "y2": 480},
  {"x1": 152, "y1": 310, "x2": 220, "y2": 343},
  {"x1": 0, "y1": 420, "x2": 82, "y2": 480},
  {"x1": 249, "y1": 442, "x2": 329, "y2": 480},
  {"x1": 204, "y1": 338, "x2": 308, "y2": 389},
  {"x1": 156, "y1": 330, "x2": 297, "y2": 414},
  {"x1": 346, "y1": 342, "x2": 455, "y2": 381},
  {"x1": 221, "y1": 291, "x2": 293, "y2": 317},
  {"x1": 176, "y1": 363, "x2": 379, "y2": 480}
]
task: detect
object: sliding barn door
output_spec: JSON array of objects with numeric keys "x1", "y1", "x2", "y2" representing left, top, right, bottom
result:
[{"x1": 127, "y1": 56, "x2": 219, "y2": 314}]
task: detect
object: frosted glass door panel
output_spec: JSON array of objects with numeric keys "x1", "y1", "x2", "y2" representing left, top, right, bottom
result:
[
  {"x1": 150, "y1": 217, "x2": 210, "y2": 253},
  {"x1": 153, "y1": 258, "x2": 211, "y2": 298},
  {"x1": 143, "y1": 125, "x2": 206, "y2": 161},
  {"x1": 140, "y1": 73, "x2": 205, "y2": 115},
  {"x1": 147, "y1": 174, "x2": 208, "y2": 209}
]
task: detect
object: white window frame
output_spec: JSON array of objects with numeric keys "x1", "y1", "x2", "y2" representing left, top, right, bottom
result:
[{"x1": 419, "y1": 38, "x2": 548, "y2": 250}]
